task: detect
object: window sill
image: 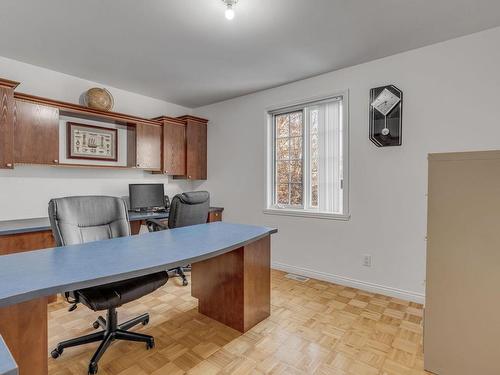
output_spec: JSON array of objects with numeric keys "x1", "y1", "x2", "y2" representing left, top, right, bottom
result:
[{"x1": 263, "y1": 208, "x2": 350, "y2": 221}]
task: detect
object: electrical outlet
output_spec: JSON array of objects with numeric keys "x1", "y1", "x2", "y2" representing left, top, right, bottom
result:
[{"x1": 363, "y1": 254, "x2": 372, "y2": 267}]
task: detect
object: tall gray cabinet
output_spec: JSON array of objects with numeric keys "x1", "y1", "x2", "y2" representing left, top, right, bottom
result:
[{"x1": 425, "y1": 150, "x2": 500, "y2": 375}]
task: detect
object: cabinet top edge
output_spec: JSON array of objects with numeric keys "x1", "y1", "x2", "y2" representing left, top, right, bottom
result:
[
  {"x1": 428, "y1": 150, "x2": 500, "y2": 162},
  {"x1": 0, "y1": 78, "x2": 20, "y2": 89},
  {"x1": 14, "y1": 92, "x2": 162, "y2": 126},
  {"x1": 152, "y1": 116, "x2": 186, "y2": 125},
  {"x1": 177, "y1": 115, "x2": 209, "y2": 124}
]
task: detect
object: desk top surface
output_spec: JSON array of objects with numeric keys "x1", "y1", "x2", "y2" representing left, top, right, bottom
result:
[
  {"x1": 0, "y1": 336, "x2": 17, "y2": 375},
  {"x1": 0, "y1": 207, "x2": 223, "y2": 236},
  {"x1": 0, "y1": 217, "x2": 50, "y2": 235},
  {"x1": 0, "y1": 222, "x2": 276, "y2": 308}
]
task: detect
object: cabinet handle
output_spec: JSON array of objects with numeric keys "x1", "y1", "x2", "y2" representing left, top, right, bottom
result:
[{"x1": 6, "y1": 163, "x2": 12, "y2": 168}]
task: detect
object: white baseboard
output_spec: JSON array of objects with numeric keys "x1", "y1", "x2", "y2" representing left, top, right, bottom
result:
[{"x1": 272, "y1": 262, "x2": 425, "y2": 304}]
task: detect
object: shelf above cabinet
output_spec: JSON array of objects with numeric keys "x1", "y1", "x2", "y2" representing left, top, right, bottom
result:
[{"x1": 14, "y1": 92, "x2": 161, "y2": 127}]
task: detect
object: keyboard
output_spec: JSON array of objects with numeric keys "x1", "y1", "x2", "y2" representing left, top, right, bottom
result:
[{"x1": 129, "y1": 210, "x2": 168, "y2": 217}]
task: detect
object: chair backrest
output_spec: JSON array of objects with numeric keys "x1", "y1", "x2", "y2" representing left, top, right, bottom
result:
[
  {"x1": 48, "y1": 196, "x2": 130, "y2": 246},
  {"x1": 168, "y1": 191, "x2": 210, "y2": 229}
]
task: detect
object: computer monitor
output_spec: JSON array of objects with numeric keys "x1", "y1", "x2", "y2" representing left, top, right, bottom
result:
[{"x1": 129, "y1": 184, "x2": 165, "y2": 211}]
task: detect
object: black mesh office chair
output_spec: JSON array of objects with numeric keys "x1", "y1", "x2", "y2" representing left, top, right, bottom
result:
[
  {"x1": 48, "y1": 196, "x2": 168, "y2": 375},
  {"x1": 146, "y1": 191, "x2": 210, "y2": 286}
]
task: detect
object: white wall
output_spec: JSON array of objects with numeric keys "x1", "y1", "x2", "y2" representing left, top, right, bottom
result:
[
  {"x1": 0, "y1": 56, "x2": 193, "y2": 220},
  {"x1": 0, "y1": 55, "x2": 189, "y2": 117},
  {"x1": 194, "y1": 27, "x2": 500, "y2": 303}
]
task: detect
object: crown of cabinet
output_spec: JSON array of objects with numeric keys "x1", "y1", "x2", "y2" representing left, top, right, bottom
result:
[
  {"x1": 0, "y1": 78, "x2": 20, "y2": 89},
  {"x1": 176, "y1": 115, "x2": 209, "y2": 124},
  {"x1": 152, "y1": 115, "x2": 186, "y2": 126},
  {"x1": 15, "y1": 92, "x2": 161, "y2": 126},
  {"x1": 152, "y1": 115, "x2": 208, "y2": 126}
]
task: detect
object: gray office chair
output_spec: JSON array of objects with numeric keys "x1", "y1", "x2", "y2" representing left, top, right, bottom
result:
[
  {"x1": 146, "y1": 191, "x2": 210, "y2": 286},
  {"x1": 48, "y1": 196, "x2": 168, "y2": 375}
]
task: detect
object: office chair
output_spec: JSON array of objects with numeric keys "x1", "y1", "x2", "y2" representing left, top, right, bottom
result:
[
  {"x1": 146, "y1": 191, "x2": 210, "y2": 286},
  {"x1": 48, "y1": 196, "x2": 168, "y2": 375}
]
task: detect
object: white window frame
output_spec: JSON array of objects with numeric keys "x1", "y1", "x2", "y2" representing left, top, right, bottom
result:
[{"x1": 264, "y1": 91, "x2": 350, "y2": 221}]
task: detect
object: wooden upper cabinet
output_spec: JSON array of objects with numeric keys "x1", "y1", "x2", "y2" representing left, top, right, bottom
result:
[
  {"x1": 180, "y1": 116, "x2": 208, "y2": 180},
  {"x1": 152, "y1": 116, "x2": 187, "y2": 176},
  {"x1": 14, "y1": 100, "x2": 59, "y2": 165},
  {"x1": 0, "y1": 79, "x2": 18, "y2": 169},
  {"x1": 135, "y1": 123, "x2": 162, "y2": 171},
  {"x1": 160, "y1": 117, "x2": 186, "y2": 176}
]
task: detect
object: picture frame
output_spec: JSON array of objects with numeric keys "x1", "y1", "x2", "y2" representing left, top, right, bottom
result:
[{"x1": 67, "y1": 122, "x2": 118, "y2": 161}]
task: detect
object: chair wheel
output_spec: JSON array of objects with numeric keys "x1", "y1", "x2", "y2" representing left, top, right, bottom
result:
[
  {"x1": 88, "y1": 362, "x2": 98, "y2": 374},
  {"x1": 182, "y1": 279, "x2": 188, "y2": 286},
  {"x1": 146, "y1": 338, "x2": 155, "y2": 350},
  {"x1": 142, "y1": 318, "x2": 149, "y2": 326},
  {"x1": 51, "y1": 347, "x2": 63, "y2": 359},
  {"x1": 92, "y1": 321, "x2": 100, "y2": 329}
]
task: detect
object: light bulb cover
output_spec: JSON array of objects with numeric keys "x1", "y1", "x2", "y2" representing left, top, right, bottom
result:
[
  {"x1": 222, "y1": 0, "x2": 238, "y2": 20},
  {"x1": 225, "y1": 6, "x2": 235, "y2": 20}
]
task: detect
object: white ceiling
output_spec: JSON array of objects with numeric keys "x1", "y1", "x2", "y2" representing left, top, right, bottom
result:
[{"x1": 1, "y1": 0, "x2": 500, "y2": 107}]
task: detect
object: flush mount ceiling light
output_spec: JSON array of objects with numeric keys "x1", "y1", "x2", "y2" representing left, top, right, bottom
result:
[{"x1": 222, "y1": 0, "x2": 238, "y2": 20}]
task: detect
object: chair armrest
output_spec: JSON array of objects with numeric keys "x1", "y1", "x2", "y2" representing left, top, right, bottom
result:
[{"x1": 146, "y1": 218, "x2": 168, "y2": 232}]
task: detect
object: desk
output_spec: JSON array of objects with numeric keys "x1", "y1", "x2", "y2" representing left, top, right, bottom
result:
[
  {"x1": 0, "y1": 222, "x2": 276, "y2": 375},
  {"x1": 128, "y1": 207, "x2": 223, "y2": 234},
  {"x1": 0, "y1": 336, "x2": 17, "y2": 375},
  {"x1": 0, "y1": 208, "x2": 223, "y2": 304},
  {"x1": 0, "y1": 207, "x2": 224, "y2": 237}
]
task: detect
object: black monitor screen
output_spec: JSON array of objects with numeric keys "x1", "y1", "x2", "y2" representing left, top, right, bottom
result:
[{"x1": 129, "y1": 184, "x2": 165, "y2": 210}]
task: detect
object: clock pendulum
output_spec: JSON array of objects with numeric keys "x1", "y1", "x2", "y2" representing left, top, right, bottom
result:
[{"x1": 381, "y1": 117, "x2": 390, "y2": 136}]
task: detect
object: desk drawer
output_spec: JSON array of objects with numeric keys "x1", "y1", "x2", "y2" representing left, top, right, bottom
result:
[
  {"x1": 208, "y1": 211, "x2": 222, "y2": 222},
  {"x1": 0, "y1": 230, "x2": 55, "y2": 255}
]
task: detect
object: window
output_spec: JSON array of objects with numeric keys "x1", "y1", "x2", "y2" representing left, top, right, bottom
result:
[{"x1": 265, "y1": 93, "x2": 349, "y2": 219}]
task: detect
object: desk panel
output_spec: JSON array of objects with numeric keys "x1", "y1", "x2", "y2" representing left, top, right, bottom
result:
[
  {"x1": 192, "y1": 235, "x2": 270, "y2": 332},
  {"x1": 0, "y1": 335, "x2": 17, "y2": 375},
  {"x1": 0, "y1": 298, "x2": 46, "y2": 375}
]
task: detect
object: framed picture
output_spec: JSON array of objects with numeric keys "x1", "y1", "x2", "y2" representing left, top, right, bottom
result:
[{"x1": 67, "y1": 122, "x2": 118, "y2": 161}]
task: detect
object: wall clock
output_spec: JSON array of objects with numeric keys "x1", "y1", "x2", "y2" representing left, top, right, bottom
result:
[{"x1": 369, "y1": 85, "x2": 403, "y2": 147}]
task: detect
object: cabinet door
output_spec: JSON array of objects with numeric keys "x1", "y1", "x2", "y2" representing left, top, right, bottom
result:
[
  {"x1": 0, "y1": 87, "x2": 14, "y2": 169},
  {"x1": 186, "y1": 121, "x2": 207, "y2": 180},
  {"x1": 14, "y1": 100, "x2": 59, "y2": 165},
  {"x1": 136, "y1": 123, "x2": 161, "y2": 170},
  {"x1": 163, "y1": 122, "x2": 186, "y2": 176},
  {"x1": 208, "y1": 210, "x2": 222, "y2": 222}
]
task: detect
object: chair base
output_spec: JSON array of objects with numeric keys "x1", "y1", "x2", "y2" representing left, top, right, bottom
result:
[
  {"x1": 169, "y1": 265, "x2": 190, "y2": 286},
  {"x1": 51, "y1": 308, "x2": 154, "y2": 375}
]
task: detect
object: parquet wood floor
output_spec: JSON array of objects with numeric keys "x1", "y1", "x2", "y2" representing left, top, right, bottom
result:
[{"x1": 48, "y1": 270, "x2": 431, "y2": 375}]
